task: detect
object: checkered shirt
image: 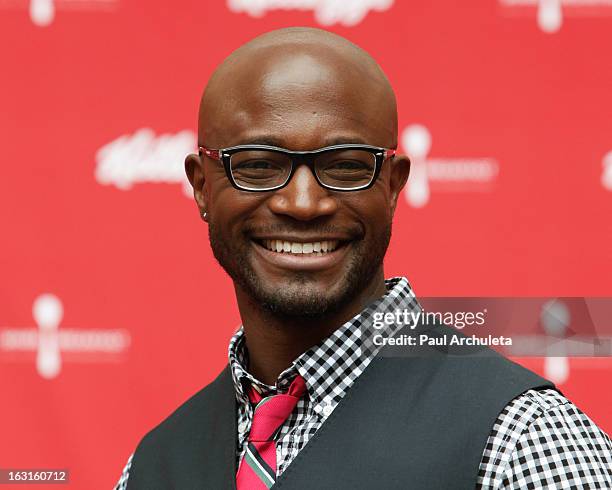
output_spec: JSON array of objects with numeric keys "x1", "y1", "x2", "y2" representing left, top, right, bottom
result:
[
  {"x1": 114, "y1": 277, "x2": 612, "y2": 489},
  {"x1": 229, "y1": 276, "x2": 419, "y2": 475}
]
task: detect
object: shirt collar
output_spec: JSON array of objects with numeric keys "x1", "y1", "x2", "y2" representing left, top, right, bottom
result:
[{"x1": 228, "y1": 276, "x2": 419, "y2": 409}]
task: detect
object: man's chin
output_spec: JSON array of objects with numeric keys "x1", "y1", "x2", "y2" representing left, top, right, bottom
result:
[{"x1": 252, "y1": 279, "x2": 348, "y2": 319}]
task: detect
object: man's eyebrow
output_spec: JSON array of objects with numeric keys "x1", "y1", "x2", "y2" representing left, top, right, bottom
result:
[{"x1": 229, "y1": 135, "x2": 370, "y2": 148}]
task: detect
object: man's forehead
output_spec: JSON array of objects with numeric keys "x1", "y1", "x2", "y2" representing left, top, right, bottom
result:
[{"x1": 198, "y1": 29, "x2": 398, "y2": 149}]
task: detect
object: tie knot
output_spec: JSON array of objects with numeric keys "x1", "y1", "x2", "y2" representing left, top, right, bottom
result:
[{"x1": 247, "y1": 375, "x2": 306, "y2": 442}]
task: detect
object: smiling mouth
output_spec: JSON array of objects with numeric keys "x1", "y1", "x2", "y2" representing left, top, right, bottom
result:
[{"x1": 254, "y1": 239, "x2": 346, "y2": 255}]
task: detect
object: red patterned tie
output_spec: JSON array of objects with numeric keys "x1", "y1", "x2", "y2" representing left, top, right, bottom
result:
[{"x1": 236, "y1": 375, "x2": 306, "y2": 489}]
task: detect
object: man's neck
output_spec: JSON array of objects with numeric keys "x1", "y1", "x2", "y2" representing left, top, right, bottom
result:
[{"x1": 235, "y1": 272, "x2": 387, "y2": 385}]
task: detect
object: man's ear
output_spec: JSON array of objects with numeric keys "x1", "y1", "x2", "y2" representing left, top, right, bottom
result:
[
  {"x1": 389, "y1": 154, "x2": 410, "y2": 216},
  {"x1": 185, "y1": 153, "x2": 207, "y2": 213}
]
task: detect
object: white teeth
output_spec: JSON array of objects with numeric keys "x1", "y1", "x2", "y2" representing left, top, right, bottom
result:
[{"x1": 261, "y1": 239, "x2": 340, "y2": 254}]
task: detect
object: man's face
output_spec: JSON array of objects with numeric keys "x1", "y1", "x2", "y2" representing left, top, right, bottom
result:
[{"x1": 188, "y1": 50, "x2": 408, "y2": 318}]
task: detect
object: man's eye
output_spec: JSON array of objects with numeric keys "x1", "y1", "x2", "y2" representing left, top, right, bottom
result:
[
  {"x1": 325, "y1": 160, "x2": 372, "y2": 171},
  {"x1": 234, "y1": 160, "x2": 278, "y2": 170}
]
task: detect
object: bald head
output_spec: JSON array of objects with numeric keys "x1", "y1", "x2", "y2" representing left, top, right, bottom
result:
[
  {"x1": 198, "y1": 27, "x2": 398, "y2": 150},
  {"x1": 185, "y1": 27, "x2": 411, "y2": 323}
]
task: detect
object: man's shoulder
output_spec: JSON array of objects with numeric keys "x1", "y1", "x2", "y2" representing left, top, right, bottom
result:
[
  {"x1": 136, "y1": 365, "x2": 233, "y2": 450},
  {"x1": 498, "y1": 387, "x2": 611, "y2": 450},
  {"x1": 124, "y1": 366, "x2": 236, "y2": 488},
  {"x1": 479, "y1": 388, "x2": 612, "y2": 488},
  {"x1": 492, "y1": 387, "x2": 573, "y2": 442}
]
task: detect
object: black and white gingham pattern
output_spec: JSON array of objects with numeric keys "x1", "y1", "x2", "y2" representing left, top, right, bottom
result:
[
  {"x1": 478, "y1": 388, "x2": 612, "y2": 488},
  {"x1": 114, "y1": 277, "x2": 612, "y2": 488},
  {"x1": 230, "y1": 276, "x2": 417, "y2": 475}
]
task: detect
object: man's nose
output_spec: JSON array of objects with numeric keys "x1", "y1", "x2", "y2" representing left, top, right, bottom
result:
[{"x1": 266, "y1": 165, "x2": 338, "y2": 220}]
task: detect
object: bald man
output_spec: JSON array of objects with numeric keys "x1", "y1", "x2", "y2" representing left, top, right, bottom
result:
[{"x1": 114, "y1": 28, "x2": 612, "y2": 489}]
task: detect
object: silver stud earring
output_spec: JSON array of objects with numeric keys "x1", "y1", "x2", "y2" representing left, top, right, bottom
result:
[{"x1": 201, "y1": 211, "x2": 208, "y2": 220}]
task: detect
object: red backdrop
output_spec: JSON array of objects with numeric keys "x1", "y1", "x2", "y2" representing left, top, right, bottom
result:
[{"x1": 1, "y1": 1, "x2": 611, "y2": 488}]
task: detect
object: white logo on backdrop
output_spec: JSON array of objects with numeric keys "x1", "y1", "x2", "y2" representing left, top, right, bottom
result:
[
  {"x1": 499, "y1": 0, "x2": 612, "y2": 33},
  {"x1": 540, "y1": 299, "x2": 571, "y2": 384},
  {"x1": 0, "y1": 294, "x2": 130, "y2": 379},
  {"x1": 24, "y1": 0, "x2": 119, "y2": 27},
  {"x1": 401, "y1": 124, "x2": 500, "y2": 208},
  {"x1": 227, "y1": 0, "x2": 394, "y2": 26},
  {"x1": 602, "y1": 150, "x2": 612, "y2": 191},
  {"x1": 95, "y1": 128, "x2": 195, "y2": 196},
  {"x1": 508, "y1": 298, "x2": 612, "y2": 386}
]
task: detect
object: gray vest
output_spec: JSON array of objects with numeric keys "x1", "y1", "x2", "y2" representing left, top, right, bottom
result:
[{"x1": 127, "y1": 325, "x2": 554, "y2": 489}]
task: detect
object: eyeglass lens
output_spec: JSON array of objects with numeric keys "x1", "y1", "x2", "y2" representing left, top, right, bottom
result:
[{"x1": 229, "y1": 148, "x2": 376, "y2": 190}]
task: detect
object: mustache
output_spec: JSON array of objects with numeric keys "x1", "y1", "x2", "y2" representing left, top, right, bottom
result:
[{"x1": 244, "y1": 222, "x2": 364, "y2": 239}]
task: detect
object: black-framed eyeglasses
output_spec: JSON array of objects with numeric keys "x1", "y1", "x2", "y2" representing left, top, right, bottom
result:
[{"x1": 198, "y1": 144, "x2": 396, "y2": 192}]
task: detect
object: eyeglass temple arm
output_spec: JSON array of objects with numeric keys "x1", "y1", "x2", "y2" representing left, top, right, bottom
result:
[{"x1": 199, "y1": 147, "x2": 221, "y2": 160}]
